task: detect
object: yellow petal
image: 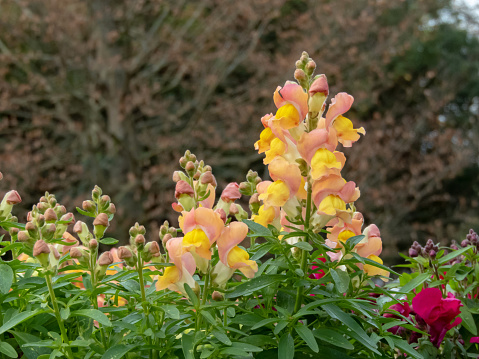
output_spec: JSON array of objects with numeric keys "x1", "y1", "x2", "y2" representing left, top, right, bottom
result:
[
  {"x1": 156, "y1": 266, "x2": 180, "y2": 291},
  {"x1": 275, "y1": 103, "x2": 300, "y2": 129},
  {"x1": 258, "y1": 180, "x2": 290, "y2": 208},
  {"x1": 252, "y1": 205, "x2": 277, "y2": 227},
  {"x1": 227, "y1": 246, "x2": 258, "y2": 278},
  {"x1": 264, "y1": 138, "x2": 286, "y2": 164},
  {"x1": 318, "y1": 195, "x2": 346, "y2": 216},
  {"x1": 364, "y1": 254, "x2": 389, "y2": 280},
  {"x1": 311, "y1": 148, "x2": 341, "y2": 180},
  {"x1": 333, "y1": 116, "x2": 365, "y2": 146},
  {"x1": 254, "y1": 128, "x2": 275, "y2": 154},
  {"x1": 183, "y1": 228, "x2": 211, "y2": 260},
  {"x1": 337, "y1": 230, "x2": 355, "y2": 243}
]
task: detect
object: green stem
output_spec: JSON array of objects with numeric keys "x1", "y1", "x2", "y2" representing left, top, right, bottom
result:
[
  {"x1": 138, "y1": 255, "x2": 155, "y2": 358},
  {"x1": 90, "y1": 248, "x2": 108, "y2": 350},
  {"x1": 293, "y1": 180, "x2": 312, "y2": 313},
  {"x1": 46, "y1": 274, "x2": 74, "y2": 359}
]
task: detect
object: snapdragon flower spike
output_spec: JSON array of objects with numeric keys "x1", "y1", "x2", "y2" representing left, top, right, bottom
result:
[
  {"x1": 156, "y1": 237, "x2": 197, "y2": 294},
  {"x1": 179, "y1": 207, "x2": 224, "y2": 272},
  {"x1": 312, "y1": 174, "x2": 360, "y2": 217},
  {"x1": 213, "y1": 222, "x2": 258, "y2": 286}
]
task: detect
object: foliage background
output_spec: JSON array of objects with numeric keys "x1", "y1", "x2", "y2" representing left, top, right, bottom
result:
[{"x1": 0, "y1": 0, "x2": 478, "y2": 264}]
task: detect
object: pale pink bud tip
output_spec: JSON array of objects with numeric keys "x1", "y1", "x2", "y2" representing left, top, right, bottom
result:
[
  {"x1": 200, "y1": 171, "x2": 217, "y2": 187},
  {"x1": 6, "y1": 190, "x2": 22, "y2": 205},
  {"x1": 73, "y1": 221, "x2": 84, "y2": 233},
  {"x1": 135, "y1": 234, "x2": 145, "y2": 245},
  {"x1": 70, "y1": 247, "x2": 83, "y2": 259},
  {"x1": 44, "y1": 208, "x2": 58, "y2": 222},
  {"x1": 33, "y1": 240, "x2": 50, "y2": 257},
  {"x1": 118, "y1": 246, "x2": 133, "y2": 259},
  {"x1": 175, "y1": 180, "x2": 194, "y2": 199},
  {"x1": 309, "y1": 74, "x2": 329, "y2": 96},
  {"x1": 221, "y1": 183, "x2": 241, "y2": 202},
  {"x1": 148, "y1": 241, "x2": 160, "y2": 255},
  {"x1": 98, "y1": 251, "x2": 113, "y2": 266},
  {"x1": 215, "y1": 208, "x2": 227, "y2": 223},
  {"x1": 93, "y1": 213, "x2": 109, "y2": 227}
]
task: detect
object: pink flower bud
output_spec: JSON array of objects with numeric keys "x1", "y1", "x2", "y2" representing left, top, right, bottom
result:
[
  {"x1": 215, "y1": 208, "x2": 227, "y2": 223},
  {"x1": 200, "y1": 171, "x2": 217, "y2": 187},
  {"x1": 89, "y1": 238, "x2": 98, "y2": 249},
  {"x1": 118, "y1": 246, "x2": 133, "y2": 259},
  {"x1": 221, "y1": 183, "x2": 241, "y2": 202},
  {"x1": 73, "y1": 221, "x2": 84, "y2": 233},
  {"x1": 175, "y1": 180, "x2": 194, "y2": 199},
  {"x1": 5, "y1": 190, "x2": 22, "y2": 205},
  {"x1": 98, "y1": 251, "x2": 113, "y2": 267},
  {"x1": 309, "y1": 74, "x2": 329, "y2": 96},
  {"x1": 60, "y1": 212, "x2": 75, "y2": 224},
  {"x1": 33, "y1": 239, "x2": 50, "y2": 257},
  {"x1": 93, "y1": 213, "x2": 109, "y2": 227},
  {"x1": 135, "y1": 234, "x2": 145, "y2": 245}
]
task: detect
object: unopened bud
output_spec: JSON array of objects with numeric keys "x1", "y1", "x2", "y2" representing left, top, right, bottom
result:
[
  {"x1": 26, "y1": 222, "x2": 37, "y2": 237},
  {"x1": 185, "y1": 161, "x2": 195, "y2": 176},
  {"x1": 82, "y1": 200, "x2": 95, "y2": 212},
  {"x1": 33, "y1": 239, "x2": 50, "y2": 266},
  {"x1": 93, "y1": 213, "x2": 109, "y2": 227},
  {"x1": 162, "y1": 233, "x2": 172, "y2": 248},
  {"x1": 17, "y1": 231, "x2": 30, "y2": 242},
  {"x1": 60, "y1": 212, "x2": 75, "y2": 224},
  {"x1": 172, "y1": 171, "x2": 182, "y2": 182},
  {"x1": 175, "y1": 180, "x2": 194, "y2": 199},
  {"x1": 36, "y1": 214, "x2": 45, "y2": 227},
  {"x1": 135, "y1": 234, "x2": 146, "y2": 246},
  {"x1": 0, "y1": 172, "x2": 2, "y2": 180},
  {"x1": 92, "y1": 186, "x2": 102, "y2": 200},
  {"x1": 294, "y1": 69, "x2": 307, "y2": 82},
  {"x1": 461, "y1": 239, "x2": 470, "y2": 247},
  {"x1": 212, "y1": 291, "x2": 224, "y2": 301},
  {"x1": 145, "y1": 241, "x2": 160, "y2": 255},
  {"x1": 229, "y1": 203, "x2": 239, "y2": 216},
  {"x1": 56, "y1": 205, "x2": 67, "y2": 216},
  {"x1": 89, "y1": 238, "x2": 98, "y2": 249},
  {"x1": 42, "y1": 223, "x2": 56, "y2": 241},
  {"x1": 408, "y1": 248, "x2": 418, "y2": 257},
  {"x1": 193, "y1": 171, "x2": 201, "y2": 180},
  {"x1": 5, "y1": 190, "x2": 22, "y2": 205},
  {"x1": 69, "y1": 247, "x2": 84, "y2": 259},
  {"x1": 40, "y1": 196, "x2": 48, "y2": 203},
  {"x1": 200, "y1": 171, "x2": 217, "y2": 187},
  {"x1": 295, "y1": 60, "x2": 302, "y2": 69},
  {"x1": 429, "y1": 249, "x2": 436, "y2": 258},
  {"x1": 221, "y1": 183, "x2": 241, "y2": 202},
  {"x1": 98, "y1": 251, "x2": 113, "y2": 267},
  {"x1": 118, "y1": 246, "x2": 133, "y2": 259},
  {"x1": 107, "y1": 203, "x2": 116, "y2": 214},
  {"x1": 167, "y1": 227, "x2": 176, "y2": 236},
  {"x1": 305, "y1": 60, "x2": 316, "y2": 75},
  {"x1": 179, "y1": 156, "x2": 188, "y2": 168}
]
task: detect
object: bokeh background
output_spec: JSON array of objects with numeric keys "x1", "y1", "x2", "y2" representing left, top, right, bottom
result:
[{"x1": 0, "y1": 0, "x2": 478, "y2": 264}]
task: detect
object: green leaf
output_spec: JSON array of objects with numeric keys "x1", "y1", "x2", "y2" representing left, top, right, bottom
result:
[
  {"x1": 295, "y1": 324, "x2": 319, "y2": 353},
  {"x1": 251, "y1": 243, "x2": 274, "y2": 261},
  {"x1": 0, "y1": 310, "x2": 40, "y2": 335},
  {"x1": 313, "y1": 328, "x2": 354, "y2": 350},
  {"x1": 211, "y1": 328, "x2": 232, "y2": 345},
  {"x1": 278, "y1": 333, "x2": 294, "y2": 359},
  {"x1": 162, "y1": 305, "x2": 180, "y2": 320},
  {"x1": 330, "y1": 268, "x2": 350, "y2": 293},
  {"x1": 251, "y1": 318, "x2": 278, "y2": 330},
  {"x1": 0, "y1": 342, "x2": 18, "y2": 358},
  {"x1": 391, "y1": 337, "x2": 423, "y2": 359},
  {"x1": 225, "y1": 275, "x2": 286, "y2": 298},
  {"x1": 99, "y1": 238, "x2": 119, "y2": 245},
  {"x1": 242, "y1": 219, "x2": 273, "y2": 238},
  {"x1": 11, "y1": 331, "x2": 51, "y2": 359},
  {"x1": 292, "y1": 241, "x2": 313, "y2": 251},
  {"x1": 71, "y1": 309, "x2": 112, "y2": 327},
  {"x1": 60, "y1": 307, "x2": 70, "y2": 321},
  {"x1": 230, "y1": 342, "x2": 263, "y2": 353},
  {"x1": 184, "y1": 283, "x2": 199, "y2": 307},
  {"x1": 322, "y1": 304, "x2": 379, "y2": 355},
  {"x1": 0, "y1": 222, "x2": 25, "y2": 230},
  {"x1": 181, "y1": 332, "x2": 195, "y2": 359},
  {"x1": 101, "y1": 345, "x2": 136, "y2": 359},
  {"x1": 345, "y1": 235, "x2": 364, "y2": 250},
  {"x1": 76, "y1": 207, "x2": 96, "y2": 217},
  {"x1": 460, "y1": 306, "x2": 477, "y2": 335},
  {"x1": 437, "y1": 246, "x2": 472, "y2": 264},
  {"x1": 0, "y1": 263, "x2": 14, "y2": 294},
  {"x1": 400, "y1": 273, "x2": 430, "y2": 294}
]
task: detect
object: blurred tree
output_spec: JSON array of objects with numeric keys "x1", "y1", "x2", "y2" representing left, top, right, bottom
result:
[{"x1": 0, "y1": 0, "x2": 478, "y2": 261}]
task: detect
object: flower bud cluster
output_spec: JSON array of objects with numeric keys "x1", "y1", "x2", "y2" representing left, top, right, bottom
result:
[
  {"x1": 118, "y1": 222, "x2": 162, "y2": 268},
  {"x1": 462, "y1": 229, "x2": 478, "y2": 249},
  {"x1": 159, "y1": 221, "x2": 177, "y2": 249}
]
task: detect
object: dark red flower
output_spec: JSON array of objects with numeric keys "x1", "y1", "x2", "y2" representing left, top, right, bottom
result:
[
  {"x1": 309, "y1": 256, "x2": 327, "y2": 280},
  {"x1": 412, "y1": 288, "x2": 463, "y2": 347}
]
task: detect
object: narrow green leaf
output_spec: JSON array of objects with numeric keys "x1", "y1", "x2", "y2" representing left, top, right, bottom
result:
[
  {"x1": 251, "y1": 243, "x2": 274, "y2": 261},
  {"x1": 292, "y1": 241, "x2": 313, "y2": 251},
  {"x1": 438, "y1": 246, "x2": 472, "y2": 264},
  {"x1": 295, "y1": 324, "x2": 319, "y2": 353},
  {"x1": 278, "y1": 333, "x2": 294, "y2": 359},
  {"x1": 225, "y1": 275, "x2": 286, "y2": 298},
  {"x1": 0, "y1": 263, "x2": 14, "y2": 294},
  {"x1": 0, "y1": 310, "x2": 39, "y2": 335},
  {"x1": 162, "y1": 305, "x2": 180, "y2": 320},
  {"x1": 331, "y1": 268, "x2": 350, "y2": 293},
  {"x1": 0, "y1": 342, "x2": 18, "y2": 358},
  {"x1": 345, "y1": 235, "x2": 364, "y2": 250},
  {"x1": 101, "y1": 345, "x2": 136, "y2": 359},
  {"x1": 181, "y1": 332, "x2": 195, "y2": 359},
  {"x1": 251, "y1": 318, "x2": 278, "y2": 330},
  {"x1": 75, "y1": 207, "x2": 96, "y2": 217},
  {"x1": 184, "y1": 283, "x2": 199, "y2": 307},
  {"x1": 391, "y1": 337, "x2": 423, "y2": 359},
  {"x1": 99, "y1": 238, "x2": 119, "y2": 245},
  {"x1": 211, "y1": 328, "x2": 232, "y2": 345},
  {"x1": 313, "y1": 328, "x2": 354, "y2": 350},
  {"x1": 71, "y1": 309, "x2": 112, "y2": 327},
  {"x1": 230, "y1": 342, "x2": 263, "y2": 352},
  {"x1": 0, "y1": 222, "x2": 25, "y2": 230},
  {"x1": 242, "y1": 219, "x2": 273, "y2": 238},
  {"x1": 460, "y1": 306, "x2": 477, "y2": 335},
  {"x1": 400, "y1": 273, "x2": 430, "y2": 294}
]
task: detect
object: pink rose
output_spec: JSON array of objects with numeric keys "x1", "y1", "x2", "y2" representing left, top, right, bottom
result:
[{"x1": 412, "y1": 288, "x2": 463, "y2": 347}]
